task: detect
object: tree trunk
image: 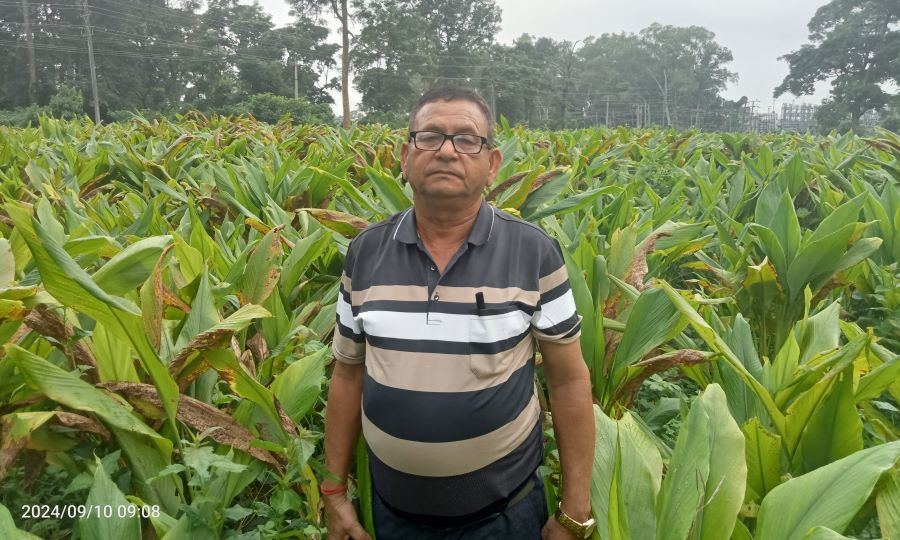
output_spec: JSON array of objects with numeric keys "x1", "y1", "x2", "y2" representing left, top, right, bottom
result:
[
  {"x1": 340, "y1": 0, "x2": 350, "y2": 129},
  {"x1": 21, "y1": 0, "x2": 36, "y2": 103},
  {"x1": 663, "y1": 70, "x2": 671, "y2": 127}
]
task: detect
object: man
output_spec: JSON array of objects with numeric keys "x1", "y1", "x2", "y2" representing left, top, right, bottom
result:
[{"x1": 322, "y1": 86, "x2": 596, "y2": 539}]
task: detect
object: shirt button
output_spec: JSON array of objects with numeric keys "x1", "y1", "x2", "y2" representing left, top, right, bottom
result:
[
  {"x1": 430, "y1": 265, "x2": 436, "y2": 271},
  {"x1": 433, "y1": 294, "x2": 439, "y2": 301}
]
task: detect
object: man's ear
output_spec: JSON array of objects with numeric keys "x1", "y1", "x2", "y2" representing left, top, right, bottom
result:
[
  {"x1": 400, "y1": 141, "x2": 409, "y2": 174},
  {"x1": 486, "y1": 145, "x2": 502, "y2": 184}
]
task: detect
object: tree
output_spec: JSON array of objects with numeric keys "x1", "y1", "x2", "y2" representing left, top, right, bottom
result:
[
  {"x1": 574, "y1": 26, "x2": 737, "y2": 129},
  {"x1": 288, "y1": 0, "x2": 352, "y2": 128},
  {"x1": 351, "y1": 0, "x2": 501, "y2": 121},
  {"x1": 637, "y1": 24, "x2": 737, "y2": 128},
  {"x1": 775, "y1": 0, "x2": 900, "y2": 131}
]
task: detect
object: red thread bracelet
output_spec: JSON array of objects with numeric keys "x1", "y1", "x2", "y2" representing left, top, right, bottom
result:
[{"x1": 320, "y1": 483, "x2": 348, "y2": 496}]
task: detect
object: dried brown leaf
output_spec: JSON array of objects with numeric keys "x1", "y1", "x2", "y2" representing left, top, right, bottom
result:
[
  {"x1": 486, "y1": 171, "x2": 529, "y2": 202},
  {"x1": 613, "y1": 349, "x2": 710, "y2": 408},
  {"x1": 24, "y1": 305, "x2": 97, "y2": 382},
  {"x1": 624, "y1": 231, "x2": 671, "y2": 292},
  {"x1": 99, "y1": 382, "x2": 284, "y2": 470}
]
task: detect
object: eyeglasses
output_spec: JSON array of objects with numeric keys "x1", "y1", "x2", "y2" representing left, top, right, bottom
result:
[{"x1": 408, "y1": 131, "x2": 490, "y2": 154}]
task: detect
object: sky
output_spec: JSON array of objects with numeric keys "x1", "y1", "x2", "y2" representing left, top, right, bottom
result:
[{"x1": 254, "y1": 0, "x2": 834, "y2": 114}]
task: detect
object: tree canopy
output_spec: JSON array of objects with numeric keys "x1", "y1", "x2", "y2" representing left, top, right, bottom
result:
[
  {"x1": 4, "y1": 0, "x2": 895, "y2": 132},
  {"x1": 775, "y1": 0, "x2": 900, "y2": 130}
]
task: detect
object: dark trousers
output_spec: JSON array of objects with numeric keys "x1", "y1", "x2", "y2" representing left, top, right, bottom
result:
[{"x1": 372, "y1": 473, "x2": 549, "y2": 539}]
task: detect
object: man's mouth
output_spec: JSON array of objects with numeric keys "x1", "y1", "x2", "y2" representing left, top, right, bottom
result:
[{"x1": 429, "y1": 170, "x2": 461, "y2": 177}]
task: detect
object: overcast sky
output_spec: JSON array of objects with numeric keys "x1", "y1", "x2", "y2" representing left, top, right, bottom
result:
[{"x1": 255, "y1": 0, "x2": 834, "y2": 113}]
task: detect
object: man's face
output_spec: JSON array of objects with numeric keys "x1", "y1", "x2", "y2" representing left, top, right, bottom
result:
[{"x1": 400, "y1": 99, "x2": 502, "y2": 203}]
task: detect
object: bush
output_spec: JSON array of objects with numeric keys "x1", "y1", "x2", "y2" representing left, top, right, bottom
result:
[
  {"x1": 356, "y1": 110, "x2": 407, "y2": 128},
  {"x1": 225, "y1": 93, "x2": 335, "y2": 125},
  {"x1": 108, "y1": 109, "x2": 168, "y2": 123},
  {"x1": 0, "y1": 105, "x2": 44, "y2": 126},
  {"x1": 0, "y1": 86, "x2": 85, "y2": 126},
  {"x1": 48, "y1": 85, "x2": 84, "y2": 119}
]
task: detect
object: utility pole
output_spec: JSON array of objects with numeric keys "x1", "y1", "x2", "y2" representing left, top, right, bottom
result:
[
  {"x1": 294, "y1": 62, "x2": 299, "y2": 99},
  {"x1": 338, "y1": 0, "x2": 350, "y2": 129},
  {"x1": 605, "y1": 95, "x2": 609, "y2": 126},
  {"x1": 489, "y1": 80, "x2": 496, "y2": 123},
  {"x1": 80, "y1": 0, "x2": 100, "y2": 123},
  {"x1": 21, "y1": 0, "x2": 36, "y2": 103}
]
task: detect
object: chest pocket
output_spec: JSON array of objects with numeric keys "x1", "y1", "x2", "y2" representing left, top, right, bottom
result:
[{"x1": 468, "y1": 307, "x2": 530, "y2": 379}]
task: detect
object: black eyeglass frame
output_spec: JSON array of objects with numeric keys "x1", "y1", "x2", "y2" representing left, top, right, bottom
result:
[{"x1": 408, "y1": 130, "x2": 491, "y2": 154}]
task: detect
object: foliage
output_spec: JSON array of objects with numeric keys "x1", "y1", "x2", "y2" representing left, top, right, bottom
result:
[
  {"x1": 47, "y1": 86, "x2": 83, "y2": 120},
  {"x1": 775, "y1": 0, "x2": 900, "y2": 130},
  {"x1": 225, "y1": 93, "x2": 336, "y2": 125},
  {"x1": 0, "y1": 117, "x2": 898, "y2": 539},
  {"x1": 351, "y1": 0, "x2": 502, "y2": 116},
  {"x1": 0, "y1": 0, "x2": 337, "y2": 118}
]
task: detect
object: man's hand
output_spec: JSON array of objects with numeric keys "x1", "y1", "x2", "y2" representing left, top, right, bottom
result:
[
  {"x1": 324, "y1": 493, "x2": 371, "y2": 540},
  {"x1": 542, "y1": 515, "x2": 577, "y2": 539}
]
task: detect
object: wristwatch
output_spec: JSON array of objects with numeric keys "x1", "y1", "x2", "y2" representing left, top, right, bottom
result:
[{"x1": 555, "y1": 502, "x2": 597, "y2": 538}]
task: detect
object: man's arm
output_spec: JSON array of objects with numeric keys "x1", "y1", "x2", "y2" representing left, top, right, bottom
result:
[
  {"x1": 322, "y1": 360, "x2": 370, "y2": 540},
  {"x1": 540, "y1": 339, "x2": 595, "y2": 523}
]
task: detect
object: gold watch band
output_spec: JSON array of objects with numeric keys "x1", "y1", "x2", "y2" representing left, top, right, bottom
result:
[{"x1": 555, "y1": 502, "x2": 595, "y2": 538}]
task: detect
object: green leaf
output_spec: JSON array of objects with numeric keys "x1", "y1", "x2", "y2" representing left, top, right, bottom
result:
[
  {"x1": 796, "y1": 301, "x2": 841, "y2": 364},
  {"x1": 558, "y1": 240, "x2": 596, "y2": 384},
  {"x1": 781, "y1": 153, "x2": 807, "y2": 196},
  {"x1": 520, "y1": 171, "x2": 571, "y2": 220},
  {"x1": 756, "y1": 441, "x2": 900, "y2": 540},
  {"x1": 92, "y1": 236, "x2": 171, "y2": 295},
  {"x1": 616, "y1": 413, "x2": 663, "y2": 539},
  {"x1": 365, "y1": 167, "x2": 412, "y2": 215},
  {"x1": 876, "y1": 469, "x2": 900, "y2": 540},
  {"x1": 766, "y1": 334, "x2": 800, "y2": 395},
  {"x1": 793, "y1": 367, "x2": 862, "y2": 474},
  {"x1": 718, "y1": 315, "x2": 763, "y2": 425},
  {"x1": 757, "y1": 189, "x2": 801, "y2": 265},
  {"x1": 786, "y1": 223, "x2": 857, "y2": 300},
  {"x1": 92, "y1": 321, "x2": 141, "y2": 383},
  {"x1": 78, "y1": 456, "x2": 141, "y2": 540},
  {"x1": 856, "y1": 353, "x2": 900, "y2": 403},
  {"x1": 270, "y1": 347, "x2": 328, "y2": 424},
  {"x1": 750, "y1": 226, "x2": 789, "y2": 284},
  {"x1": 833, "y1": 236, "x2": 881, "y2": 273},
  {"x1": 742, "y1": 418, "x2": 782, "y2": 501},
  {"x1": 801, "y1": 527, "x2": 857, "y2": 540},
  {"x1": 610, "y1": 288, "x2": 686, "y2": 392},
  {"x1": 659, "y1": 280, "x2": 786, "y2": 437},
  {"x1": 5, "y1": 202, "x2": 180, "y2": 446},
  {"x1": 0, "y1": 239, "x2": 13, "y2": 286},
  {"x1": 183, "y1": 446, "x2": 247, "y2": 485},
  {"x1": 64, "y1": 235, "x2": 122, "y2": 259},
  {"x1": 590, "y1": 406, "x2": 619, "y2": 540},
  {"x1": 0, "y1": 503, "x2": 41, "y2": 539},
  {"x1": 205, "y1": 349, "x2": 287, "y2": 442},
  {"x1": 5, "y1": 345, "x2": 181, "y2": 513},
  {"x1": 356, "y1": 436, "x2": 375, "y2": 537},
  {"x1": 173, "y1": 232, "x2": 203, "y2": 285},
  {"x1": 529, "y1": 186, "x2": 618, "y2": 221},
  {"x1": 175, "y1": 269, "x2": 221, "y2": 351},
  {"x1": 280, "y1": 229, "x2": 332, "y2": 296},
  {"x1": 655, "y1": 384, "x2": 746, "y2": 540},
  {"x1": 808, "y1": 192, "x2": 867, "y2": 245}
]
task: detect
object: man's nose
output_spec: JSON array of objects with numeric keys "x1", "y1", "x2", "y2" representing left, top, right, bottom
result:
[{"x1": 434, "y1": 137, "x2": 458, "y2": 158}]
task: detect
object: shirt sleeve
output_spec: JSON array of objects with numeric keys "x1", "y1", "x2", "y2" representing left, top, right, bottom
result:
[
  {"x1": 530, "y1": 236, "x2": 582, "y2": 344},
  {"x1": 332, "y1": 240, "x2": 366, "y2": 364}
]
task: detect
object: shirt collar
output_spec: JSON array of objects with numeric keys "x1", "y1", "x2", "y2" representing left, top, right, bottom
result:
[{"x1": 393, "y1": 198, "x2": 495, "y2": 246}]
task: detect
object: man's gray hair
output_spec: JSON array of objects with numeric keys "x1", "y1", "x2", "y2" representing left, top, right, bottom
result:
[{"x1": 408, "y1": 85, "x2": 495, "y2": 145}]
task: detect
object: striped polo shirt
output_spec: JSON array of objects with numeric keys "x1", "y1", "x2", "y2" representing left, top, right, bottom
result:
[{"x1": 332, "y1": 198, "x2": 581, "y2": 521}]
